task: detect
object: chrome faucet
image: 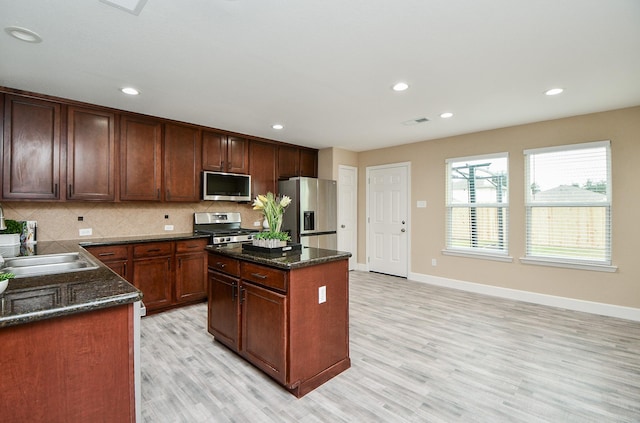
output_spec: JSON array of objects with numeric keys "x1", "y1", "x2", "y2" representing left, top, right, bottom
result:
[{"x1": 0, "y1": 203, "x2": 6, "y2": 231}]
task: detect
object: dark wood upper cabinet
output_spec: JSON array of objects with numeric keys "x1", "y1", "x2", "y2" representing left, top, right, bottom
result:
[
  {"x1": 119, "y1": 115, "x2": 163, "y2": 201},
  {"x1": 249, "y1": 141, "x2": 277, "y2": 196},
  {"x1": 67, "y1": 106, "x2": 116, "y2": 201},
  {"x1": 278, "y1": 146, "x2": 299, "y2": 180},
  {"x1": 164, "y1": 123, "x2": 201, "y2": 202},
  {"x1": 299, "y1": 148, "x2": 318, "y2": 177},
  {"x1": 202, "y1": 131, "x2": 249, "y2": 174},
  {"x1": 2, "y1": 95, "x2": 61, "y2": 200}
]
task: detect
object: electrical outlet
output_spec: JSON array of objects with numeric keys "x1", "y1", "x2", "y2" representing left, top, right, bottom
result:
[
  {"x1": 164, "y1": 225, "x2": 174, "y2": 231},
  {"x1": 79, "y1": 228, "x2": 92, "y2": 236},
  {"x1": 318, "y1": 286, "x2": 326, "y2": 304},
  {"x1": 253, "y1": 221, "x2": 262, "y2": 227},
  {"x1": 417, "y1": 200, "x2": 427, "y2": 208},
  {"x1": 431, "y1": 258, "x2": 437, "y2": 266}
]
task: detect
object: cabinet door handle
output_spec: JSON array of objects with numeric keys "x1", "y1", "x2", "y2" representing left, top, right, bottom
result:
[
  {"x1": 239, "y1": 287, "x2": 245, "y2": 304},
  {"x1": 69, "y1": 184, "x2": 73, "y2": 196},
  {"x1": 157, "y1": 189, "x2": 161, "y2": 200},
  {"x1": 54, "y1": 183, "x2": 58, "y2": 197},
  {"x1": 232, "y1": 284, "x2": 237, "y2": 301},
  {"x1": 250, "y1": 272, "x2": 268, "y2": 280},
  {"x1": 215, "y1": 262, "x2": 226, "y2": 268},
  {"x1": 147, "y1": 248, "x2": 161, "y2": 253},
  {"x1": 98, "y1": 252, "x2": 115, "y2": 257}
]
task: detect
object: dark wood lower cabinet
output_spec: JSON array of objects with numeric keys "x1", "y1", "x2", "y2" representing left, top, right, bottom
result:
[
  {"x1": 207, "y1": 250, "x2": 350, "y2": 397},
  {"x1": 208, "y1": 269, "x2": 240, "y2": 350},
  {"x1": 241, "y1": 281, "x2": 287, "y2": 384},
  {"x1": 87, "y1": 238, "x2": 208, "y2": 314},
  {"x1": 133, "y1": 254, "x2": 173, "y2": 311}
]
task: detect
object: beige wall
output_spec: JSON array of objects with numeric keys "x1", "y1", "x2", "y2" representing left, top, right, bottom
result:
[{"x1": 355, "y1": 106, "x2": 640, "y2": 308}]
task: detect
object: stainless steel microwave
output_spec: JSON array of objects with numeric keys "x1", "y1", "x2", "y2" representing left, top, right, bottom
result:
[{"x1": 202, "y1": 171, "x2": 252, "y2": 202}]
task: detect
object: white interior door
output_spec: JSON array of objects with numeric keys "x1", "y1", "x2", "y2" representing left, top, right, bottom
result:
[
  {"x1": 338, "y1": 165, "x2": 357, "y2": 270},
  {"x1": 367, "y1": 163, "x2": 409, "y2": 277}
]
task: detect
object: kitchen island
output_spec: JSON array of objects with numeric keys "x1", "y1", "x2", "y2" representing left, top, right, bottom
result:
[
  {"x1": 0, "y1": 241, "x2": 143, "y2": 422},
  {"x1": 206, "y1": 244, "x2": 351, "y2": 398}
]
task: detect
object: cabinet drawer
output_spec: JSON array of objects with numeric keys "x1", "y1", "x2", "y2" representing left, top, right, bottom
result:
[
  {"x1": 241, "y1": 262, "x2": 288, "y2": 293},
  {"x1": 176, "y1": 239, "x2": 207, "y2": 254},
  {"x1": 133, "y1": 242, "x2": 172, "y2": 258},
  {"x1": 208, "y1": 253, "x2": 240, "y2": 277},
  {"x1": 86, "y1": 245, "x2": 129, "y2": 261}
]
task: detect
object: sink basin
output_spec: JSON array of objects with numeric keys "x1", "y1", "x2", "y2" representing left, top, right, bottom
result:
[{"x1": 1, "y1": 252, "x2": 99, "y2": 278}]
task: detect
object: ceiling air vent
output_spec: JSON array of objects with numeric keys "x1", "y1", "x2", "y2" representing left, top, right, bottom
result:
[
  {"x1": 402, "y1": 117, "x2": 429, "y2": 126},
  {"x1": 100, "y1": 0, "x2": 148, "y2": 15}
]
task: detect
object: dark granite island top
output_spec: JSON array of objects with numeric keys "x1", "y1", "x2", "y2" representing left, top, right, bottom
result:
[
  {"x1": 0, "y1": 240, "x2": 144, "y2": 328},
  {"x1": 205, "y1": 244, "x2": 352, "y2": 269}
]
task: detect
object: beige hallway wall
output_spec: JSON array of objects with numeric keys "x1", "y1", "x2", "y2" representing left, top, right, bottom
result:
[{"x1": 356, "y1": 106, "x2": 640, "y2": 308}]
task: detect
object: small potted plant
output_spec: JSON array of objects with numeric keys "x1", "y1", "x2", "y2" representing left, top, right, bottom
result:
[
  {"x1": 0, "y1": 271, "x2": 15, "y2": 295},
  {"x1": 0, "y1": 219, "x2": 23, "y2": 251},
  {"x1": 251, "y1": 192, "x2": 292, "y2": 248}
]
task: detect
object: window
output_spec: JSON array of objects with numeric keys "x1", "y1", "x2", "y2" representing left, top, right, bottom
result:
[
  {"x1": 445, "y1": 153, "x2": 509, "y2": 258},
  {"x1": 524, "y1": 141, "x2": 612, "y2": 268}
]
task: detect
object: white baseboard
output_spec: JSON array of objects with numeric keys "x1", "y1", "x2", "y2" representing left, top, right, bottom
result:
[{"x1": 407, "y1": 271, "x2": 640, "y2": 322}]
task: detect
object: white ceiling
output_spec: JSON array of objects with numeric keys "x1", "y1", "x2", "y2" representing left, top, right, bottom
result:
[{"x1": 1, "y1": 0, "x2": 639, "y2": 152}]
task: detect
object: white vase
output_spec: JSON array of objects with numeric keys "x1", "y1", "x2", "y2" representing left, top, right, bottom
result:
[{"x1": 0, "y1": 279, "x2": 8, "y2": 295}]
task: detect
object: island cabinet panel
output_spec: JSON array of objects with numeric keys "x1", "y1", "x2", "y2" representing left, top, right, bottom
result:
[
  {"x1": 207, "y1": 249, "x2": 350, "y2": 397},
  {"x1": 241, "y1": 281, "x2": 288, "y2": 384},
  {"x1": 2, "y1": 94, "x2": 61, "y2": 200},
  {"x1": 119, "y1": 114, "x2": 163, "y2": 201},
  {"x1": 164, "y1": 123, "x2": 201, "y2": 202},
  {"x1": 208, "y1": 268, "x2": 240, "y2": 350},
  {"x1": 202, "y1": 130, "x2": 249, "y2": 174},
  {"x1": 66, "y1": 106, "x2": 116, "y2": 201},
  {"x1": 0, "y1": 303, "x2": 135, "y2": 422}
]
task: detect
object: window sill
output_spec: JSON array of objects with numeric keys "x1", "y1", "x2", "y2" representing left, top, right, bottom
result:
[
  {"x1": 442, "y1": 249, "x2": 513, "y2": 263},
  {"x1": 519, "y1": 257, "x2": 618, "y2": 273}
]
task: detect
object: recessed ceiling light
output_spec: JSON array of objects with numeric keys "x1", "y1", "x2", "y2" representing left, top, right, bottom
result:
[
  {"x1": 121, "y1": 87, "x2": 140, "y2": 95},
  {"x1": 440, "y1": 112, "x2": 454, "y2": 119},
  {"x1": 545, "y1": 88, "x2": 564, "y2": 96},
  {"x1": 272, "y1": 124, "x2": 284, "y2": 130},
  {"x1": 392, "y1": 82, "x2": 409, "y2": 92},
  {"x1": 5, "y1": 26, "x2": 42, "y2": 43}
]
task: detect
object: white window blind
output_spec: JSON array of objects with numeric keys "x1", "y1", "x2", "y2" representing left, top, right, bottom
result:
[
  {"x1": 446, "y1": 153, "x2": 509, "y2": 256},
  {"x1": 524, "y1": 140, "x2": 611, "y2": 265}
]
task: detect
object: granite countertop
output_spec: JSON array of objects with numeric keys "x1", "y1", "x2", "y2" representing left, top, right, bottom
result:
[
  {"x1": 206, "y1": 244, "x2": 351, "y2": 270},
  {"x1": 78, "y1": 232, "x2": 210, "y2": 247},
  {"x1": 0, "y1": 233, "x2": 207, "y2": 329}
]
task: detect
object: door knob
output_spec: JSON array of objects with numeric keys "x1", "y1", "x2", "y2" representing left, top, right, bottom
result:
[
  {"x1": 402, "y1": 220, "x2": 405, "y2": 224},
  {"x1": 401, "y1": 228, "x2": 406, "y2": 233},
  {"x1": 341, "y1": 224, "x2": 346, "y2": 228}
]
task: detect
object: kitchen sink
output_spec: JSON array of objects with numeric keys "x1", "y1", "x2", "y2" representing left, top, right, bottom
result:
[{"x1": 1, "y1": 252, "x2": 100, "y2": 278}]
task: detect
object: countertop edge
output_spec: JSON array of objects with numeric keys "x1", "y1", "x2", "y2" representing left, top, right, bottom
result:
[
  {"x1": 206, "y1": 245, "x2": 351, "y2": 270},
  {"x1": 0, "y1": 291, "x2": 141, "y2": 328}
]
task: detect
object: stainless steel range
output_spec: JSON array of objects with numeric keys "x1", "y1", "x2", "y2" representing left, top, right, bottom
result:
[{"x1": 193, "y1": 212, "x2": 260, "y2": 245}]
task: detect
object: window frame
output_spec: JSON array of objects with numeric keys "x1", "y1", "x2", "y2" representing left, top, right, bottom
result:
[
  {"x1": 521, "y1": 140, "x2": 616, "y2": 272},
  {"x1": 444, "y1": 152, "x2": 511, "y2": 261}
]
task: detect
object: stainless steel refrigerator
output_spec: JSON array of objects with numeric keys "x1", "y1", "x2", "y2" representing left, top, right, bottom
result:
[{"x1": 279, "y1": 177, "x2": 337, "y2": 250}]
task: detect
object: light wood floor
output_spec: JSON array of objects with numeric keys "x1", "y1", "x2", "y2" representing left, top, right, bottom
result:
[{"x1": 140, "y1": 271, "x2": 640, "y2": 422}]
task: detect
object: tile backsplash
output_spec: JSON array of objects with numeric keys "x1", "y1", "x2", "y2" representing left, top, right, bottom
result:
[{"x1": 2, "y1": 202, "x2": 264, "y2": 241}]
